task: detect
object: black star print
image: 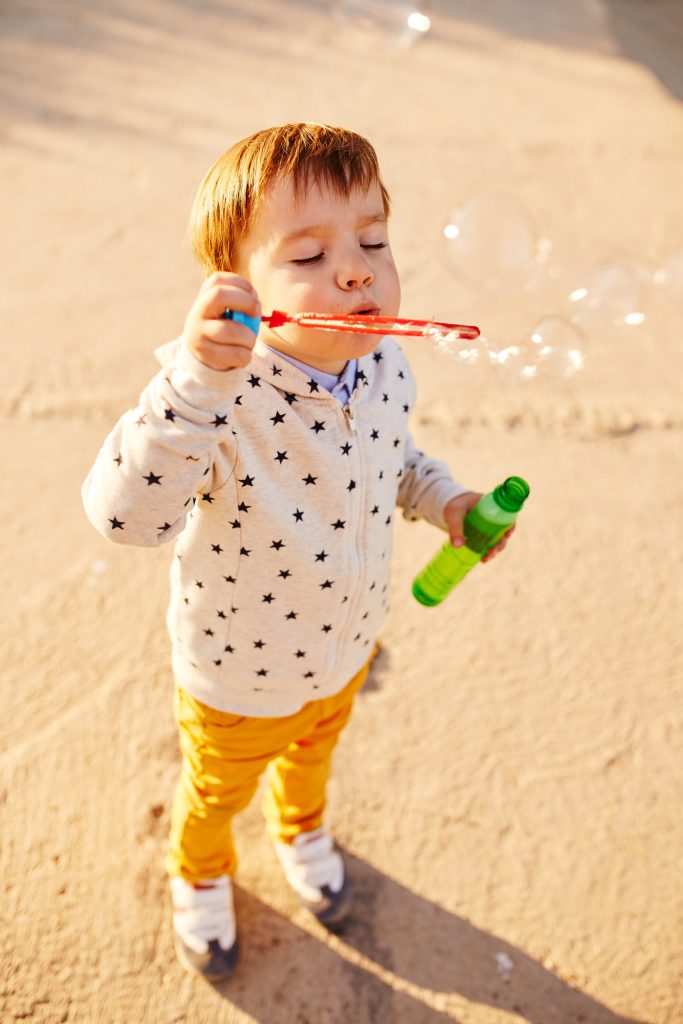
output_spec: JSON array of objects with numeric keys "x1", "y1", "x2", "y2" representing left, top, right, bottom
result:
[
  {"x1": 379, "y1": 470, "x2": 384, "y2": 480},
  {"x1": 217, "y1": 610, "x2": 226, "y2": 619},
  {"x1": 271, "y1": 411, "x2": 286, "y2": 425},
  {"x1": 275, "y1": 451, "x2": 288, "y2": 463},
  {"x1": 304, "y1": 671, "x2": 316, "y2": 679},
  {"x1": 340, "y1": 442, "x2": 352, "y2": 455},
  {"x1": 238, "y1": 501, "x2": 251, "y2": 513},
  {"x1": 320, "y1": 580, "x2": 334, "y2": 590},
  {"x1": 234, "y1": 395, "x2": 242, "y2": 406},
  {"x1": 135, "y1": 414, "x2": 146, "y2": 427},
  {"x1": 256, "y1": 668, "x2": 268, "y2": 677},
  {"x1": 284, "y1": 392, "x2": 298, "y2": 405},
  {"x1": 109, "y1": 516, "x2": 124, "y2": 530},
  {"x1": 398, "y1": 370, "x2": 405, "y2": 379},
  {"x1": 302, "y1": 474, "x2": 317, "y2": 486},
  {"x1": 385, "y1": 515, "x2": 392, "y2": 525},
  {"x1": 371, "y1": 505, "x2": 379, "y2": 515},
  {"x1": 143, "y1": 471, "x2": 163, "y2": 486},
  {"x1": 212, "y1": 414, "x2": 228, "y2": 427},
  {"x1": 322, "y1": 624, "x2": 332, "y2": 633},
  {"x1": 373, "y1": 351, "x2": 383, "y2": 363},
  {"x1": 158, "y1": 522, "x2": 172, "y2": 532},
  {"x1": 271, "y1": 539, "x2": 285, "y2": 550},
  {"x1": 201, "y1": 493, "x2": 214, "y2": 503},
  {"x1": 248, "y1": 374, "x2": 261, "y2": 388},
  {"x1": 204, "y1": 628, "x2": 214, "y2": 636},
  {"x1": 315, "y1": 551, "x2": 328, "y2": 562},
  {"x1": 213, "y1": 659, "x2": 222, "y2": 666},
  {"x1": 331, "y1": 519, "x2": 345, "y2": 530},
  {"x1": 271, "y1": 364, "x2": 283, "y2": 376},
  {"x1": 293, "y1": 509, "x2": 304, "y2": 522},
  {"x1": 224, "y1": 644, "x2": 235, "y2": 653},
  {"x1": 307, "y1": 379, "x2": 320, "y2": 393},
  {"x1": 353, "y1": 633, "x2": 361, "y2": 641},
  {"x1": 240, "y1": 546, "x2": 251, "y2": 556},
  {"x1": 311, "y1": 420, "x2": 325, "y2": 433},
  {"x1": 230, "y1": 519, "x2": 240, "y2": 529},
  {"x1": 295, "y1": 649, "x2": 306, "y2": 658},
  {"x1": 262, "y1": 593, "x2": 275, "y2": 603},
  {"x1": 347, "y1": 480, "x2": 356, "y2": 492},
  {"x1": 393, "y1": 438, "x2": 401, "y2": 448},
  {"x1": 253, "y1": 639, "x2": 266, "y2": 649},
  {"x1": 164, "y1": 408, "x2": 176, "y2": 421},
  {"x1": 185, "y1": 455, "x2": 200, "y2": 462},
  {"x1": 239, "y1": 475, "x2": 255, "y2": 487},
  {"x1": 382, "y1": 393, "x2": 389, "y2": 403},
  {"x1": 195, "y1": 580, "x2": 204, "y2": 589},
  {"x1": 403, "y1": 403, "x2": 409, "y2": 413},
  {"x1": 286, "y1": 611, "x2": 298, "y2": 620},
  {"x1": 370, "y1": 429, "x2": 379, "y2": 440},
  {"x1": 114, "y1": 454, "x2": 123, "y2": 466},
  {"x1": 278, "y1": 569, "x2": 292, "y2": 579},
  {"x1": 223, "y1": 575, "x2": 236, "y2": 584},
  {"x1": 357, "y1": 370, "x2": 367, "y2": 383},
  {"x1": 211, "y1": 543, "x2": 224, "y2": 554}
]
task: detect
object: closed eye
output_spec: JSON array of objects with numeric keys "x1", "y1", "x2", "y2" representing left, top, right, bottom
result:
[
  {"x1": 292, "y1": 253, "x2": 324, "y2": 266},
  {"x1": 361, "y1": 243, "x2": 388, "y2": 250}
]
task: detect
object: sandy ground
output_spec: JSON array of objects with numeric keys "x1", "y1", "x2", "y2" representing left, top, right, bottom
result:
[{"x1": 1, "y1": 1, "x2": 682, "y2": 1022}]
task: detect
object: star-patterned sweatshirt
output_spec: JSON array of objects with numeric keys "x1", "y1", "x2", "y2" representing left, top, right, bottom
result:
[{"x1": 82, "y1": 335, "x2": 468, "y2": 716}]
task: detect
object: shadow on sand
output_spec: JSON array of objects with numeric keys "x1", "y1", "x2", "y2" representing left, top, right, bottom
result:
[{"x1": 202, "y1": 853, "x2": 647, "y2": 1024}]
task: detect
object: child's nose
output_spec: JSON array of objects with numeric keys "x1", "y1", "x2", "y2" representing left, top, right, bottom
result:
[{"x1": 336, "y1": 253, "x2": 374, "y2": 291}]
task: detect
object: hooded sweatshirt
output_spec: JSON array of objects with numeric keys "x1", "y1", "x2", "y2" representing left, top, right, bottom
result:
[{"x1": 82, "y1": 335, "x2": 467, "y2": 716}]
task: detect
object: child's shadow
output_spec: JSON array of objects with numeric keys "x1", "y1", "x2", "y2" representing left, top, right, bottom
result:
[{"x1": 213, "y1": 853, "x2": 647, "y2": 1024}]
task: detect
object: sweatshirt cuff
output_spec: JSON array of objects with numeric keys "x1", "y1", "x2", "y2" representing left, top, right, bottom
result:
[{"x1": 156, "y1": 338, "x2": 246, "y2": 406}]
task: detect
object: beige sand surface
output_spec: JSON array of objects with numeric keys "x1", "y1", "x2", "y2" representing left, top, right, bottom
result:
[{"x1": 1, "y1": 2, "x2": 682, "y2": 1022}]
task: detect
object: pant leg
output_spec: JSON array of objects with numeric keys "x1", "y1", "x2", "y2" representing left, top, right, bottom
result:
[
  {"x1": 166, "y1": 687, "x2": 277, "y2": 882},
  {"x1": 262, "y1": 656, "x2": 373, "y2": 844}
]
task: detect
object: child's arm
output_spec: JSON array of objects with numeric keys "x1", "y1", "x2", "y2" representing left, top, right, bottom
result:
[
  {"x1": 397, "y1": 432, "x2": 470, "y2": 533},
  {"x1": 82, "y1": 274, "x2": 259, "y2": 547}
]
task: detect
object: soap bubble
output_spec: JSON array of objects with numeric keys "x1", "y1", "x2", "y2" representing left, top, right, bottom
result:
[
  {"x1": 525, "y1": 317, "x2": 585, "y2": 380},
  {"x1": 653, "y1": 249, "x2": 683, "y2": 307},
  {"x1": 423, "y1": 317, "x2": 584, "y2": 382},
  {"x1": 444, "y1": 195, "x2": 539, "y2": 291},
  {"x1": 333, "y1": 0, "x2": 432, "y2": 50},
  {"x1": 567, "y1": 262, "x2": 647, "y2": 332}
]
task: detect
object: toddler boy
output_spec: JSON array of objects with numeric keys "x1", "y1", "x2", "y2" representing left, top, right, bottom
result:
[{"x1": 82, "y1": 123, "x2": 512, "y2": 979}]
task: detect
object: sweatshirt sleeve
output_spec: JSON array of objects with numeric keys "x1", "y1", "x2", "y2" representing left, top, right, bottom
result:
[
  {"x1": 82, "y1": 340, "x2": 244, "y2": 547},
  {"x1": 397, "y1": 431, "x2": 470, "y2": 532}
]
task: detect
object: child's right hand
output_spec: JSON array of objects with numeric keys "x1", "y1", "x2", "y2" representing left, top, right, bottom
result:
[{"x1": 182, "y1": 272, "x2": 261, "y2": 372}]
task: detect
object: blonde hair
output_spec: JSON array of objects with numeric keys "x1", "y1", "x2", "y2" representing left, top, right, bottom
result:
[{"x1": 189, "y1": 123, "x2": 391, "y2": 274}]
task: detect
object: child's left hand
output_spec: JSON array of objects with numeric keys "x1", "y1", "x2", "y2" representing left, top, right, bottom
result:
[{"x1": 443, "y1": 492, "x2": 516, "y2": 564}]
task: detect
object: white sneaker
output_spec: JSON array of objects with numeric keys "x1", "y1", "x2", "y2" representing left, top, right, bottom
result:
[
  {"x1": 273, "y1": 827, "x2": 353, "y2": 928},
  {"x1": 170, "y1": 875, "x2": 238, "y2": 979}
]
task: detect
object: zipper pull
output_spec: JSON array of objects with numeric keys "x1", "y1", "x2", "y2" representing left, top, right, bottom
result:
[{"x1": 343, "y1": 404, "x2": 357, "y2": 434}]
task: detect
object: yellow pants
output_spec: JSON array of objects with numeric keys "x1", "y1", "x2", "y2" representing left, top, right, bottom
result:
[{"x1": 166, "y1": 655, "x2": 372, "y2": 882}]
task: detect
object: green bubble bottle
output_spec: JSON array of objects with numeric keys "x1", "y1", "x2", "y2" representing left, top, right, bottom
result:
[{"x1": 412, "y1": 476, "x2": 530, "y2": 606}]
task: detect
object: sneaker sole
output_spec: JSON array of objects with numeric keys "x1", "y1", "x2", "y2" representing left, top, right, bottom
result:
[{"x1": 174, "y1": 935, "x2": 239, "y2": 981}]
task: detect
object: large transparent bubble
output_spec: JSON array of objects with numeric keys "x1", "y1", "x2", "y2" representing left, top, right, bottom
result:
[
  {"x1": 653, "y1": 249, "x2": 683, "y2": 307},
  {"x1": 333, "y1": 1, "x2": 432, "y2": 50},
  {"x1": 444, "y1": 194, "x2": 539, "y2": 291},
  {"x1": 567, "y1": 262, "x2": 648, "y2": 333}
]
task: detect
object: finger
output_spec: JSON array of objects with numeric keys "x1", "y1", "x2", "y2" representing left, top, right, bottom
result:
[
  {"x1": 199, "y1": 282, "x2": 261, "y2": 322},
  {"x1": 193, "y1": 337, "x2": 254, "y2": 371},
  {"x1": 200, "y1": 271, "x2": 258, "y2": 299},
  {"x1": 203, "y1": 318, "x2": 257, "y2": 350}
]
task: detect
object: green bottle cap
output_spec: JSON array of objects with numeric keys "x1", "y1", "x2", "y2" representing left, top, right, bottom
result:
[{"x1": 492, "y1": 476, "x2": 530, "y2": 513}]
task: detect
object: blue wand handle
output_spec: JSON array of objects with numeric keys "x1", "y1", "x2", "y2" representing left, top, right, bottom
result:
[{"x1": 224, "y1": 307, "x2": 261, "y2": 335}]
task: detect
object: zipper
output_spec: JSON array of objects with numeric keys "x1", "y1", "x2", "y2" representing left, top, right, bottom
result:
[{"x1": 343, "y1": 403, "x2": 357, "y2": 434}]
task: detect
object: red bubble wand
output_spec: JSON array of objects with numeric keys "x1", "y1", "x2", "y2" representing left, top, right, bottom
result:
[{"x1": 225, "y1": 307, "x2": 480, "y2": 341}]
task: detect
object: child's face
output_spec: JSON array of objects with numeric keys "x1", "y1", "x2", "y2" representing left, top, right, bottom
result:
[{"x1": 235, "y1": 177, "x2": 401, "y2": 374}]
